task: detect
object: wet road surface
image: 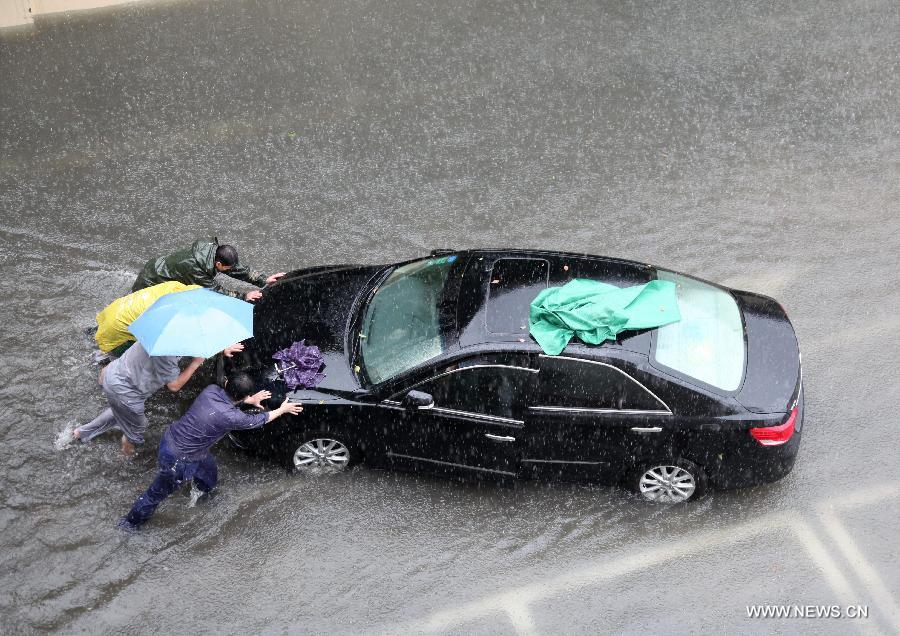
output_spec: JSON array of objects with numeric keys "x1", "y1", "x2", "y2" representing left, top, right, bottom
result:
[{"x1": 1, "y1": 0, "x2": 899, "y2": 633}]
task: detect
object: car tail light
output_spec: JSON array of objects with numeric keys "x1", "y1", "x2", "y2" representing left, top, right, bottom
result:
[{"x1": 750, "y1": 407, "x2": 797, "y2": 446}]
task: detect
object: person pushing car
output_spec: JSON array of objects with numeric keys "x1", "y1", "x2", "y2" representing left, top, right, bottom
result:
[
  {"x1": 119, "y1": 371, "x2": 304, "y2": 530},
  {"x1": 132, "y1": 237, "x2": 286, "y2": 301},
  {"x1": 67, "y1": 341, "x2": 245, "y2": 456}
]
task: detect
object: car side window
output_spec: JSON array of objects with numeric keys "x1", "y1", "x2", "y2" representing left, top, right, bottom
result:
[
  {"x1": 538, "y1": 357, "x2": 667, "y2": 411},
  {"x1": 416, "y1": 365, "x2": 533, "y2": 421}
]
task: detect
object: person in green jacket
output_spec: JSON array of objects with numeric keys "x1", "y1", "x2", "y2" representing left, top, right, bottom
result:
[{"x1": 132, "y1": 238, "x2": 286, "y2": 301}]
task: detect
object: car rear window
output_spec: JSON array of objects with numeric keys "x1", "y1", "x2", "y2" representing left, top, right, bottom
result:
[{"x1": 653, "y1": 271, "x2": 745, "y2": 391}]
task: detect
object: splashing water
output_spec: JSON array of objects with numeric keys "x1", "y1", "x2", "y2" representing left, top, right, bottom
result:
[
  {"x1": 54, "y1": 421, "x2": 79, "y2": 451},
  {"x1": 188, "y1": 484, "x2": 206, "y2": 508}
]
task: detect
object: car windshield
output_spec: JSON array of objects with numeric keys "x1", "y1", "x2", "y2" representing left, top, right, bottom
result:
[
  {"x1": 358, "y1": 256, "x2": 458, "y2": 384},
  {"x1": 653, "y1": 270, "x2": 745, "y2": 391}
]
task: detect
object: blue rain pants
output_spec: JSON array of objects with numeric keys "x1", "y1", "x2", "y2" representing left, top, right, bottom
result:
[{"x1": 124, "y1": 435, "x2": 218, "y2": 527}]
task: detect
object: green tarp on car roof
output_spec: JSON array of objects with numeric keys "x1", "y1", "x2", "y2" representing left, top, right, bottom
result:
[{"x1": 529, "y1": 278, "x2": 681, "y2": 355}]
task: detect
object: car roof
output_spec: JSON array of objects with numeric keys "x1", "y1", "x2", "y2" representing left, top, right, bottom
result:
[{"x1": 453, "y1": 249, "x2": 656, "y2": 355}]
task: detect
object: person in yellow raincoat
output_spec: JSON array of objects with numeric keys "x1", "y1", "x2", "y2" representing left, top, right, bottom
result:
[{"x1": 95, "y1": 281, "x2": 200, "y2": 356}]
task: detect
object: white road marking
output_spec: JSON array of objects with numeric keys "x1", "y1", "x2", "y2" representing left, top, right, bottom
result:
[
  {"x1": 818, "y1": 486, "x2": 900, "y2": 634},
  {"x1": 503, "y1": 602, "x2": 538, "y2": 636},
  {"x1": 378, "y1": 483, "x2": 900, "y2": 635}
]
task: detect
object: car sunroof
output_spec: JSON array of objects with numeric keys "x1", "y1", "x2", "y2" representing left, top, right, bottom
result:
[{"x1": 486, "y1": 258, "x2": 549, "y2": 334}]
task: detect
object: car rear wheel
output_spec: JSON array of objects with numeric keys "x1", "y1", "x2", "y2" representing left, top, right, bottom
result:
[
  {"x1": 285, "y1": 432, "x2": 357, "y2": 475},
  {"x1": 633, "y1": 459, "x2": 706, "y2": 503}
]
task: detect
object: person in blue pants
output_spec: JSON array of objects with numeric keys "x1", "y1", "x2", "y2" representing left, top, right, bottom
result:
[{"x1": 120, "y1": 371, "x2": 303, "y2": 530}]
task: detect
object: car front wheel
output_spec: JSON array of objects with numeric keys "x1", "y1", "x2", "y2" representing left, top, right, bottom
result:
[
  {"x1": 284, "y1": 432, "x2": 357, "y2": 475},
  {"x1": 633, "y1": 459, "x2": 706, "y2": 503}
]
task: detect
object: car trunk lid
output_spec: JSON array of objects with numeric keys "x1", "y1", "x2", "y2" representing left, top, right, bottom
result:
[{"x1": 733, "y1": 291, "x2": 801, "y2": 414}]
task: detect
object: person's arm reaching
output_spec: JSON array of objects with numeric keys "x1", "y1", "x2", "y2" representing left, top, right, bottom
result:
[
  {"x1": 207, "y1": 277, "x2": 245, "y2": 299},
  {"x1": 241, "y1": 273, "x2": 287, "y2": 302},
  {"x1": 166, "y1": 357, "x2": 205, "y2": 392},
  {"x1": 227, "y1": 264, "x2": 268, "y2": 288},
  {"x1": 243, "y1": 389, "x2": 271, "y2": 409},
  {"x1": 226, "y1": 266, "x2": 287, "y2": 302},
  {"x1": 222, "y1": 342, "x2": 244, "y2": 357},
  {"x1": 265, "y1": 397, "x2": 303, "y2": 422},
  {"x1": 230, "y1": 395, "x2": 303, "y2": 432}
]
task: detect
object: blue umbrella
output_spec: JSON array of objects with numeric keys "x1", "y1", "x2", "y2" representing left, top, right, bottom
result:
[{"x1": 128, "y1": 288, "x2": 254, "y2": 357}]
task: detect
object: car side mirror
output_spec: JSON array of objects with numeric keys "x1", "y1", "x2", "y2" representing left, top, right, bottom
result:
[{"x1": 402, "y1": 390, "x2": 434, "y2": 410}]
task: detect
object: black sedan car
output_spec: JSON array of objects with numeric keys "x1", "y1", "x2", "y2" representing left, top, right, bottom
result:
[{"x1": 223, "y1": 249, "x2": 803, "y2": 503}]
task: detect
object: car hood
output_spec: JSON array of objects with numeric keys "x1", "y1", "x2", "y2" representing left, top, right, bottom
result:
[{"x1": 243, "y1": 265, "x2": 385, "y2": 393}]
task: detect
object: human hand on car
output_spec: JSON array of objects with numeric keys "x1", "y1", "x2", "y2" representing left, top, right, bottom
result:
[
  {"x1": 243, "y1": 389, "x2": 271, "y2": 408},
  {"x1": 265, "y1": 272, "x2": 286, "y2": 285},
  {"x1": 222, "y1": 342, "x2": 245, "y2": 357},
  {"x1": 278, "y1": 398, "x2": 303, "y2": 416},
  {"x1": 245, "y1": 290, "x2": 263, "y2": 302}
]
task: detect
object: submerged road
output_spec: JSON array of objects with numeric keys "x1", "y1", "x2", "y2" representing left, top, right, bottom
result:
[{"x1": 1, "y1": 0, "x2": 899, "y2": 633}]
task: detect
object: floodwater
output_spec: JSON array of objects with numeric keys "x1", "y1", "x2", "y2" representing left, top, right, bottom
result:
[{"x1": 1, "y1": 0, "x2": 899, "y2": 633}]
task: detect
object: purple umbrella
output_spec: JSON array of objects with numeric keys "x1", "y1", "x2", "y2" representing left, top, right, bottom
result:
[{"x1": 272, "y1": 339, "x2": 326, "y2": 389}]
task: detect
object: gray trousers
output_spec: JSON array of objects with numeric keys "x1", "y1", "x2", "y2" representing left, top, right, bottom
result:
[{"x1": 79, "y1": 389, "x2": 148, "y2": 445}]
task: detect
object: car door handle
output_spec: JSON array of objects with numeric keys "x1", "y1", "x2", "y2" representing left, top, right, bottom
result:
[
  {"x1": 630, "y1": 427, "x2": 663, "y2": 433},
  {"x1": 485, "y1": 434, "x2": 516, "y2": 442}
]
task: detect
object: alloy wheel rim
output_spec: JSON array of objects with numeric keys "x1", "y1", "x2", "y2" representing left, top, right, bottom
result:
[
  {"x1": 638, "y1": 465, "x2": 696, "y2": 502},
  {"x1": 293, "y1": 438, "x2": 350, "y2": 473}
]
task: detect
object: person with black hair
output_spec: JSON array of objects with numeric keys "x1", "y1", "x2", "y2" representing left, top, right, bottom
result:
[
  {"x1": 131, "y1": 237, "x2": 286, "y2": 301},
  {"x1": 119, "y1": 371, "x2": 303, "y2": 530}
]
